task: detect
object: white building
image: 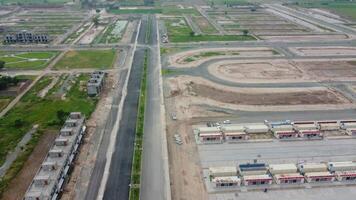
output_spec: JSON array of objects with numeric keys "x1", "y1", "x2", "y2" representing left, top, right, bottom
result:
[
  {"x1": 327, "y1": 161, "x2": 356, "y2": 172},
  {"x1": 244, "y1": 124, "x2": 268, "y2": 134},
  {"x1": 305, "y1": 172, "x2": 335, "y2": 183},
  {"x1": 268, "y1": 163, "x2": 298, "y2": 175},
  {"x1": 274, "y1": 173, "x2": 305, "y2": 184},
  {"x1": 297, "y1": 163, "x2": 328, "y2": 174},
  {"x1": 222, "y1": 125, "x2": 248, "y2": 142},
  {"x1": 197, "y1": 127, "x2": 223, "y2": 144},
  {"x1": 209, "y1": 166, "x2": 237, "y2": 177},
  {"x1": 212, "y1": 176, "x2": 241, "y2": 188},
  {"x1": 242, "y1": 174, "x2": 273, "y2": 186}
]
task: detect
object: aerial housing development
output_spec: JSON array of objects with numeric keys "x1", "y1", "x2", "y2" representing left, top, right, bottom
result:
[{"x1": 1, "y1": 0, "x2": 356, "y2": 200}]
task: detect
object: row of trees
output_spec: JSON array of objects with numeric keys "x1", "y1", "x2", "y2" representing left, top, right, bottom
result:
[{"x1": 0, "y1": 76, "x2": 20, "y2": 90}]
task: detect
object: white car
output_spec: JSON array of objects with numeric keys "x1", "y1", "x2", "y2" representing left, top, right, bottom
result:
[{"x1": 223, "y1": 120, "x2": 231, "y2": 124}]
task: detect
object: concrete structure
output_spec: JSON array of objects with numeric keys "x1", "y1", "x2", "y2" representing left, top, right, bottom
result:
[
  {"x1": 293, "y1": 122, "x2": 318, "y2": 131},
  {"x1": 345, "y1": 128, "x2": 356, "y2": 136},
  {"x1": 265, "y1": 120, "x2": 292, "y2": 128},
  {"x1": 335, "y1": 171, "x2": 356, "y2": 181},
  {"x1": 268, "y1": 164, "x2": 298, "y2": 175},
  {"x1": 298, "y1": 129, "x2": 323, "y2": 139},
  {"x1": 197, "y1": 127, "x2": 223, "y2": 144},
  {"x1": 209, "y1": 166, "x2": 237, "y2": 177},
  {"x1": 244, "y1": 124, "x2": 268, "y2": 134},
  {"x1": 238, "y1": 163, "x2": 267, "y2": 176},
  {"x1": 273, "y1": 130, "x2": 298, "y2": 139},
  {"x1": 327, "y1": 161, "x2": 356, "y2": 172},
  {"x1": 318, "y1": 121, "x2": 340, "y2": 131},
  {"x1": 212, "y1": 176, "x2": 241, "y2": 188},
  {"x1": 304, "y1": 172, "x2": 335, "y2": 183},
  {"x1": 222, "y1": 125, "x2": 248, "y2": 142},
  {"x1": 274, "y1": 173, "x2": 305, "y2": 184},
  {"x1": 24, "y1": 112, "x2": 85, "y2": 200},
  {"x1": 340, "y1": 121, "x2": 356, "y2": 129},
  {"x1": 4, "y1": 30, "x2": 49, "y2": 44},
  {"x1": 87, "y1": 71, "x2": 105, "y2": 96},
  {"x1": 271, "y1": 124, "x2": 294, "y2": 132},
  {"x1": 297, "y1": 163, "x2": 328, "y2": 174},
  {"x1": 242, "y1": 174, "x2": 273, "y2": 186}
]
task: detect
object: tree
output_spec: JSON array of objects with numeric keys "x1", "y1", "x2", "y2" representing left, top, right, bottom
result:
[
  {"x1": 92, "y1": 15, "x2": 100, "y2": 27},
  {"x1": 189, "y1": 31, "x2": 195, "y2": 37},
  {"x1": 242, "y1": 29, "x2": 249, "y2": 36},
  {"x1": 14, "y1": 119, "x2": 25, "y2": 128},
  {"x1": 57, "y1": 110, "x2": 69, "y2": 124},
  {"x1": 0, "y1": 60, "x2": 5, "y2": 69}
]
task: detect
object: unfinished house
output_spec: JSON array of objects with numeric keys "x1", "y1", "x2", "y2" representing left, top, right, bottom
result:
[
  {"x1": 87, "y1": 71, "x2": 106, "y2": 96},
  {"x1": 4, "y1": 30, "x2": 49, "y2": 44},
  {"x1": 24, "y1": 112, "x2": 86, "y2": 200}
]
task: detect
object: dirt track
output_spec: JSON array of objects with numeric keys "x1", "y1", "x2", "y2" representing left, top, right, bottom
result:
[{"x1": 189, "y1": 82, "x2": 350, "y2": 106}]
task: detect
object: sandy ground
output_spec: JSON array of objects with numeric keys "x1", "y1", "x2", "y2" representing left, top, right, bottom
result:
[
  {"x1": 168, "y1": 47, "x2": 280, "y2": 68},
  {"x1": 61, "y1": 72, "x2": 115, "y2": 200},
  {"x1": 259, "y1": 34, "x2": 348, "y2": 41},
  {"x1": 121, "y1": 20, "x2": 137, "y2": 44},
  {"x1": 208, "y1": 59, "x2": 356, "y2": 83},
  {"x1": 164, "y1": 75, "x2": 354, "y2": 116},
  {"x1": 78, "y1": 25, "x2": 105, "y2": 44},
  {"x1": 290, "y1": 46, "x2": 356, "y2": 56},
  {"x1": 1, "y1": 131, "x2": 58, "y2": 200}
]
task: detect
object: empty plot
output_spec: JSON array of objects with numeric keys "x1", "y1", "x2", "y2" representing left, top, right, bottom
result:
[
  {"x1": 0, "y1": 51, "x2": 58, "y2": 70},
  {"x1": 53, "y1": 50, "x2": 116, "y2": 69},
  {"x1": 189, "y1": 82, "x2": 349, "y2": 106},
  {"x1": 291, "y1": 47, "x2": 356, "y2": 56},
  {"x1": 208, "y1": 59, "x2": 356, "y2": 83}
]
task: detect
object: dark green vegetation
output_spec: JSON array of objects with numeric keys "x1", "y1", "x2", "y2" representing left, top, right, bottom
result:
[
  {"x1": 54, "y1": 50, "x2": 116, "y2": 69},
  {"x1": 0, "y1": 74, "x2": 97, "y2": 197},
  {"x1": 129, "y1": 50, "x2": 148, "y2": 200},
  {"x1": 295, "y1": 0, "x2": 356, "y2": 20},
  {"x1": 0, "y1": 76, "x2": 20, "y2": 90},
  {"x1": 165, "y1": 18, "x2": 255, "y2": 42}
]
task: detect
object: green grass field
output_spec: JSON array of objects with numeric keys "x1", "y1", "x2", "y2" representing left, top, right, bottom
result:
[
  {"x1": 0, "y1": 52, "x2": 58, "y2": 70},
  {"x1": 165, "y1": 18, "x2": 255, "y2": 42},
  {"x1": 0, "y1": 0, "x2": 71, "y2": 5},
  {"x1": 296, "y1": 1, "x2": 356, "y2": 21},
  {"x1": 109, "y1": 8, "x2": 162, "y2": 14},
  {"x1": 0, "y1": 74, "x2": 97, "y2": 196},
  {"x1": 53, "y1": 50, "x2": 117, "y2": 69}
]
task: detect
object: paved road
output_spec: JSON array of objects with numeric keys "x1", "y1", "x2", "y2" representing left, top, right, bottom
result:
[
  {"x1": 102, "y1": 16, "x2": 148, "y2": 200},
  {"x1": 140, "y1": 15, "x2": 170, "y2": 200}
]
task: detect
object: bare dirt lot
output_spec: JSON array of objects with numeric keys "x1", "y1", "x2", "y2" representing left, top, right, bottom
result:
[
  {"x1": 189, "y1": 82, "x2": 349, "y2": 106},
  {"x1": 168, "y1": 47, "x2": 279, "y2": 68},
  {"x1": 208, "y1": 59, "x2": 356, "y2": 83},
  {"x1": 290, "y1": 46, "x2": 356, "y2": 56},
  {"x1": 165, "y1": 75, "x2": 354, "y2": 115},
  {"x1": 1, "y1": 131, "x2": 57, "y2": 200},
  {"x1": 260, "y1": 34, "x2": 348, "y2": 41}
]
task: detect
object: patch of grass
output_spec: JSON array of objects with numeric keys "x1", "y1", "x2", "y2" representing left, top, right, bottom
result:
[
  {"x1": 165, "y1": 18, "x2": 255, "y2": 43},
  {"x1": 296, "y1": 1, "x2": 356, "y2": 21},
  {"x1": 0, "y1": 51, "x2": 58, "y2": 70},
  {"x1": 0, "y1": 74, "x2": 97, "y2": 197},
  {"x1": 161, "y1": 6, "x2": 200, "y2": 16},
  {"x1": 54, "y1": 50, "x2": 117, "y2": 69},
  {"x1": 206, "y1": 0, "x2": 250, "y2": 5},
  {"x1": 109, "y1": 8, "x2": 162, "y2": 14},
  {"x1": 0, "y1": 97, "x2": 11, "y2": 112},
  {"x1": 161, "y1": 69, "x2": 180, "y2": 76},
  {"x1": 0, "y1": 0, "x2": 71, "y2": 5}
]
